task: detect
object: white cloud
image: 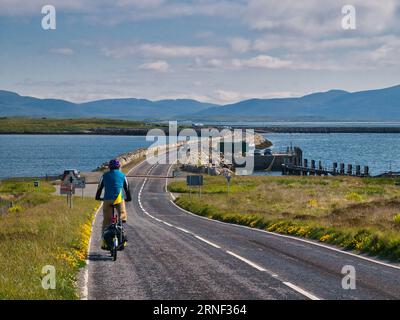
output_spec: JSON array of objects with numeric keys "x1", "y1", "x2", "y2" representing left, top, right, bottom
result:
[
  {"x1": 103, "y1": 43, "x2": 225, "y2": 59},
  {"x1": 243, "y1": 0, "x2": 400, "y2": 37},
  {"x1": 139, "y1": 44, "x2": 225, "y2": 58},
  {"x1": 192, "y1": 55, "x2": 293, "y2": 70},
  {"x1": 215, "y1": 89, "x2": 298, "y2": 104},
  {"x1": 230, "y1": 38, "x2": 251, "y2": 53},
  {"x1": 138, "y1": 60, "x2": 170, "y2": 72},
  {"x1": 49, "y1": 48, "x2": 75, "y2": 55},
  {"x1": 234, "y1": 55, "x2": 293, "y2": 69}
]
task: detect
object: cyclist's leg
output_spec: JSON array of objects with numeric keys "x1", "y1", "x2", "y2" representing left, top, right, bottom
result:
[
  {"x1": 116, "y1": 201, "x2": 127, "y2": 245},
  {"x1": 102, "y1": 200, "x2": 114, "y2": 232},
  {"x1": 101, "y1": 200, "x2": 114, "y2": 249},
  {"x1": 116, "y1": 201, "x2": 127, "y2": 223}
]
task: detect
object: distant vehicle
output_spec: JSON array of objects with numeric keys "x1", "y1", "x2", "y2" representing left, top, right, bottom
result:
[
  {"x1": 61, "y1": 169, "x2": 81, "y2": 181},
  {"x1": 254, "y1": 149, "x2": 272, "y2": 156},
  {"x1": 192, "y1": 123, "x2": 204, "y2": 128}
]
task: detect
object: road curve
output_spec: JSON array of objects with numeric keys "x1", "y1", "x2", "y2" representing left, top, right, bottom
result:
[{"x1": 83, "y1": 158, "x2": 400, "y2": 300}]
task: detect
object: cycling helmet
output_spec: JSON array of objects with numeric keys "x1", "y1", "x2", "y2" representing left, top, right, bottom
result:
[{"x1": 109, "y1": 159, "x2": 121, "y2": 170}]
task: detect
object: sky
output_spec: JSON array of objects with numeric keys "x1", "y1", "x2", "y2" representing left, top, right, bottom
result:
[{"x1": 0, "y1": 0, "x2": 399, "y2": 104}]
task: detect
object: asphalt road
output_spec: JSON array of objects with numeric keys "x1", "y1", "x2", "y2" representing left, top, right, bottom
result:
[{"x1": 82, "y1": 158, "x2": 400, "y2": 300}]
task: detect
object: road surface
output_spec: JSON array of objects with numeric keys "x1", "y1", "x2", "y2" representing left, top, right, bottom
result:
[{"x1": 81, "y1": 158, "x2": 400, "y2": 300}]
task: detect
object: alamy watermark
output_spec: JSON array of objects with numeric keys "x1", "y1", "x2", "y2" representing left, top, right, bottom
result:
[
  {"x1": 342, "y1": 5, "x2": 357, "y2": 30},
  {"x1": 341, "y1": 265, "x2": 356, "y2": 290},
  {"x1": 41, "y1": 265, "x2": 56, "y2": 290},
  {"x1": 41, "y1": 5, "x2": 56, "y2": 30},
  {"x1": 145, "y1": 121, "x2": 255, "y2": 175}
]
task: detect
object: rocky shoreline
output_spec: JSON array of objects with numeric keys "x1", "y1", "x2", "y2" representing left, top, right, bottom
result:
[{"x1": 96, "y1": 132, "x2": 271, "y2": 175}]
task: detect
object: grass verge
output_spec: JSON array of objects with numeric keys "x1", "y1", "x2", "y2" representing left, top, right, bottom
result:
[
  {"x1": 0, "y1": 117, "x2": 163, "y2": 134},
  {"x1": 0, "y1": 179, "x2": 99, "y2": 299},
  {"x1": 170, "y1": 175, "x2": 400, "y2": 261}
]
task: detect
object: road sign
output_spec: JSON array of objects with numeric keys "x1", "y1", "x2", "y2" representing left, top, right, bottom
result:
[
  {"x1": 34, "y1": 181, "x2": 39, "y2": 188},
  {"x1": 74, "y1": 177, "x2": 86, "y2": 189},
  {"x1": 60, "y1": 169, "x2": 81, "y2": 208},
  {"x1": 60, "y1": 183, "x2": 75, "y2": 195},
  {"x1": 186, "y1": 175, "x2": 203, "y2": 186}
]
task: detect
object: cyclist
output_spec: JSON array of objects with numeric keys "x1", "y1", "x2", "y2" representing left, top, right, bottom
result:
[{"x1": 95, "y1": 159, "x2": 132, "y2": 249}]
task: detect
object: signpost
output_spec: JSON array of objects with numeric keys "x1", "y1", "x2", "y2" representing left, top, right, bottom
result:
[
  {"x1": 60, "y1": 169, "x2": 86, "y2": 208},
  {"x1": 223, "y1": 169, "x2": 232, "y2": 195},
  {"x1": 186, "y1": 175, "x2": 203, "y2": 199},
  {"x1": 74, "y1": 177, "x2": 86, "y2": 198}
]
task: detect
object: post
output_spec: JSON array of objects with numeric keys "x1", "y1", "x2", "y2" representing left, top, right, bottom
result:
[
  {"x1": 356, "y1": 165, "x2": 361, "y2": 176},
  {"x1": 340, "y1": 163, "x2": 345, "y2": 175},
  {"x1": 318, "y1": 161, "x2": 323, "y2": 175},
  {"x1": 311, "y1": 160, "x2": 316, "y2": 176},
  {"x1": 333, "y1": 162, "x2": 338, "y2": 175},
  {"x1": 303, "y1": 159, "x2": 308, "y2": 176},
  {"x1": 69, "y1": 185, "x2": 73, "y2": 209},
  {"x1": 347, "y1": 164, "x2": 353, "y2": 176}
]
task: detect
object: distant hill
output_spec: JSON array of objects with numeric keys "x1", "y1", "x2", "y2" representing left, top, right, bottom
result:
[
  {"x1": 189, "y1": 85, "x2": 400, "y2": 121},
  {"x1": 0, "y1": 90, "x2": 217, "y2": 120},
  {"x1": 1, "y1": 85, "x2": 400, "y2": 121}
]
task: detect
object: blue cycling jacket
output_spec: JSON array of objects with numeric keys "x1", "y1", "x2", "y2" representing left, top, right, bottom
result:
[{"x1": 95, "y1": 169, "x2": 131, "y2": 201}]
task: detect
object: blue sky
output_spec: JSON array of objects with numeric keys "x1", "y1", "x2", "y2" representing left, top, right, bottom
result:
[{"x1": 0, "y1": 0, "x2": 399, "y2": 104}]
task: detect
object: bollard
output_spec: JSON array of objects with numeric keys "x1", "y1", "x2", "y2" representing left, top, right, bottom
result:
[
  {"x1": 318, "y1": 161, "x2": 323, "y2": 175},
  {"x1": 311, "y1": 160, "x2": 316, "y2": 176},
  {"x1": 303, "y1": 159, "x2": 308, "y2": 176},
  {"x1": 340, "y1": 163, "x2": 345, "y2": 175},
  {"x1": 333, "y1": 162, "x2": 338, "y2": 174},
  {"x1": 347, "y1": 164, "x2": 353, "y2": 176}
]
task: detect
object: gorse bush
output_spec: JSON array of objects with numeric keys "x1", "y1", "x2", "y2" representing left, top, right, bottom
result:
[
  {"x1": 345, "y1": 192, "x2": 364, "y2": 202},
  {"x1": 7, "y1": 205, "x2": 23, "y2": 214},
  {"x1": 393, "y1": 214, "x2": 400, "y2": 224}
]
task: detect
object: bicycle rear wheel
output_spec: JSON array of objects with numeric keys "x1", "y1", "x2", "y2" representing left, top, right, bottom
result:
[
  {"x1": 112, "y1": 236, "x2": 118, "y2": 261},
  {"x1": 112, "y1": 248, "x2": 117, "y2": 261}
]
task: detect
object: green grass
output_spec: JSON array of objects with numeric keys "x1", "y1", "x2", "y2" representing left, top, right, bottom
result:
[
  {"x1": 0, "y1": 117, "x2": 164, "y2": 133},
  {"x1": 0, "y1": 179, "x2": 99, "y2": 299},
  {"x1": 169, "y1": 175, "x2": 400, "y2": 261}
]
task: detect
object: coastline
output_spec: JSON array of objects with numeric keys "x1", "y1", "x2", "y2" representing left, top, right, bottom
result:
[{"x1": 2, "y1": 126, "x2": 400, "y2": 135}]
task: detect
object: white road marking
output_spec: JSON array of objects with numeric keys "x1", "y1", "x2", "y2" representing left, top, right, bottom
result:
[
  {"x1": 226, "y1": 251, "x2": 266, "y2": 272},
  {"x1": 194, "y1": 235, "x2": 221, "y2": 249},
  {"x1": 283, "y1": 282, "x2": 320, "y2": 300},
  {"x1": 163, "y1": 221, "x2": 173, "y2": 227},
  {"x1": 82, "y1": 159, "x2": 152, "y2": 300},
  {"x1": 176, "y1": 227, "x2": 191, "y2": 234},
  {"x1": 139, "y1": 163, "x2": 322, "y2": 301},
  {"x1": 168, "y1": 196, "x2": 400, "y2": 271},
  {"x1": 81, "y1": 203, "x2": 103, "y2": 300}
]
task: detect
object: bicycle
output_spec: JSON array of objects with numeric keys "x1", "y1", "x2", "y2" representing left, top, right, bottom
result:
[{"x1": 100, "y1": 199, "x2": 127, "y2": 261}]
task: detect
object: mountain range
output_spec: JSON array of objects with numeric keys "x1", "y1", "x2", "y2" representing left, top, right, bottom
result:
[{"x1": 1, "y1": 85, "x2": 400, "y2": 121}]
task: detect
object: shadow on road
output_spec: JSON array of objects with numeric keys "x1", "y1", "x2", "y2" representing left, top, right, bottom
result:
[{"x1": 88, "y1": 253, "x2": 113, "y2": 262}]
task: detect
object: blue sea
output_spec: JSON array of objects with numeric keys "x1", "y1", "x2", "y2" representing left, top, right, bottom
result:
[
  {"x1": 0, "y1": 135, "x2": 153, "y2": 179},
  {"x1": 0, "y1": 133, "x2": 399, "y2": 178},
  {"x1": 265, "y1": 133, "x2": 400, "y2": 175}
]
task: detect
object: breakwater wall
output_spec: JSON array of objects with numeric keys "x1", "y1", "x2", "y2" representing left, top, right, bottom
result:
[{"x1": 253, "y1": 127, "x2": 400, "y2": 134}]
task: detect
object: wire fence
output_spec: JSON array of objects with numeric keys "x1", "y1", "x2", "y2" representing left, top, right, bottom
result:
[{"x1": 0, "y1": 174, "x2": 61, "y2": 183}]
